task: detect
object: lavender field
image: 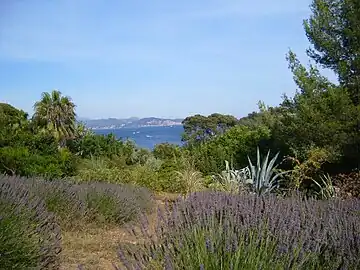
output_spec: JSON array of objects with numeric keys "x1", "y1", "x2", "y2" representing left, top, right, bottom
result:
[{"x1": 1, "y1": 175, "x2": 360, "y2": 269}]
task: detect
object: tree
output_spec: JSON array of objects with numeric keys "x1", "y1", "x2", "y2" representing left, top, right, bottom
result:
[
  {"x1": 33, "y1": 90, "x2": 76, "y2": 146},
  {"x1": 181, "y1": 113, "x2": 238, "y2": 146},
  {"x1": 271, "y1": 50, "x2": 359, "y2": 175},
  {"x1": 191, "y1": 125, "x2": 271, "y2": 175},
  {"x1": 0, "y1": 103, "x2": 29, "y2": 132},
  {"x1": 304, "y1": 0, "x2": 360, "y2": 105}
]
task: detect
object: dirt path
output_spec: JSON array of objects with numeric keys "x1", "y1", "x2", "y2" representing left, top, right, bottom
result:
[{"x1": 60, "y1": 195, "x2": 177, "y2": 270}]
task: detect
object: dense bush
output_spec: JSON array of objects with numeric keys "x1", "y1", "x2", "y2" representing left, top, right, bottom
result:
[
  {"x1": 153, "y1": 143, "x2": 182, "y2": 160},
  {"x1": 67, "y1": 133, "x2": 130, "y2": 158},
  {"x1": 0, "y1": 175, "x2": 62, "y2": 269},
  {"x1": 73, "y1": 156, "x2": 128, "y2": 183},
  {"x1": 118, "y1": 191, "x2": 360, "y2": 269},
  {"x1": 73, "y1": 154, "x2": 191, "y2": 194},
  {"x1": 154, "y1": 159, "x2": 185, "y2": 193},
  {"x1": 0, "y1": 146, "x2": 77, "y2": 179},
  {"x1": 190, "y1": 125, "x2": 271, "y2": 175}
]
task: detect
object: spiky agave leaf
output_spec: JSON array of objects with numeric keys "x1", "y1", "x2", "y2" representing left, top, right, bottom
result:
[
  {"x1": 312, "y1": 174, "x2": 336, "y2": 199},
  {"x1": 211, "y1": 161, "x2": 251, "y2": 193},
  {"x1": 247, "y1": 147, "x2": 289, "y2": 195}
]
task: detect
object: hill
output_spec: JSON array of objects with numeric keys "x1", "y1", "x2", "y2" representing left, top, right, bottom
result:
[{"x1": 81, "y1": 117, "x2": 183, "y2": 129}]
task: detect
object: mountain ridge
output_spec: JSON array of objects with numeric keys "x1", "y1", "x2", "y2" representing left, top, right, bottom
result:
[{"x1": 81, "y1": 117, "x2": 183, "y2": 129}]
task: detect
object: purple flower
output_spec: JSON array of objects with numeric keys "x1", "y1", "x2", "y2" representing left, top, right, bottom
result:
[{"x1": 205, "y1": 238, "x2": 213, "y2": 253}]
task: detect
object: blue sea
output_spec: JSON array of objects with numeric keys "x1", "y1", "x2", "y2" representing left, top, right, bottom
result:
[{"x1": 94, "y1": 125, "x2": 184, "y2": 149}]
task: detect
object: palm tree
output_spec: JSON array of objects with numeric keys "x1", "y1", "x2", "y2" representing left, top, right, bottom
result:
[{"x1": 33, "y1": 90, "x2": 76, "y2": 146}]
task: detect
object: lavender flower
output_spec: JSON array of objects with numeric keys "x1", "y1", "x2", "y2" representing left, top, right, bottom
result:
[{"x1": 115, "y1": 191, "x2": 360, "y2": 269}]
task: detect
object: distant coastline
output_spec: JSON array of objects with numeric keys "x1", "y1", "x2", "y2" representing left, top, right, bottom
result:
[
  {"x1": 91, "y1": 124, "x2": 183, "y2": 130},
  {"x1": 82, "y1": 117, "x2": 183, "y2": 130}
]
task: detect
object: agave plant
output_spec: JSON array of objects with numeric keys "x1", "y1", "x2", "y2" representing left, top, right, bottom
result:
[
  {"x1": 312, "y1": 174, "x2": 336, "y2": 199},
  {"x1": 210, "y1": 160, "x2": 251, "y2": 193},
  {"x1": 247, "y1": 148, "x2": 288, "y2": 195}
]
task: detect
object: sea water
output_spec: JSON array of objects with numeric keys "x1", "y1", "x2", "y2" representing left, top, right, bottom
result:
[{"x1": 93, "y1": 125, "x2": 184, "y2": 149}]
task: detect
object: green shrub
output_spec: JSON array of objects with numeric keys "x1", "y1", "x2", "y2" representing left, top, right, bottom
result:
[
  {"x1": 191, "y1": 125, "x2": 271, "y2": 175},
  {"x1": 129, "y1": 147, "x2": 153, "y2": 165},
  {"x1": 73, "y1": 156, "x2": 127, "y2": 183},
  {"x1": 130, "y1": 164, "x2": 159, "y2": 190},
  {"x1": 0, "y1": 146, "x2": 30, "y2": 175},
  {"x1": 0, "y1": 176, "x2": 61, "y2": 269},
  {"x1": 153, "y1": 143, "x2": 182, "y2": 160},
  {"x1": 67, "y1": 133, "x2": 127, "y2": 158},
  {"x1": 144, "y1": 155, "x2": 163, "y2": 171},
  {"x1": 156, "y1": 159, "x2": 185, "y2": 193},
  {"x1": 0, "y1": 146, "x2": 76, "y2": 179}
]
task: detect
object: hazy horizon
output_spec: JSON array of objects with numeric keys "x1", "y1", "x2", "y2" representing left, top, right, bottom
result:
[
  {"x1": 79, "y1": 116, "x2": 185, "y2": 120},
  {"x1": 1, "y1": 0, "x2": 327, "y2": 119}
]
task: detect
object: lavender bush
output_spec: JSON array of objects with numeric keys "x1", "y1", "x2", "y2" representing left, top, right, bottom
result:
[
  {"x1": 0, "y1": 175, "x2": 62, "y2": 269},
  {"x1": 21, "y1": 177, "x2": 88, "y2": 229},
  {"x1": 76, "y1": 182, "x2": 154, "y2": 225},
  {"x1": 14, "y1": 176, "x2": 154, "y2": 228},
  {"x1": 116, "y1": 191, "x2": 360, "y2": 270}
]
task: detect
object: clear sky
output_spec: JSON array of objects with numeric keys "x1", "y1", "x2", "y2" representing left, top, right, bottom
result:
[{"x1": 0, "y1": 0, "x2": 315, "y2": 119}]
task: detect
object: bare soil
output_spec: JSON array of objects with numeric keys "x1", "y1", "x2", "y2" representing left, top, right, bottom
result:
[{"x1": 60, "y1": 193, "x2": 179, "y2": 270}]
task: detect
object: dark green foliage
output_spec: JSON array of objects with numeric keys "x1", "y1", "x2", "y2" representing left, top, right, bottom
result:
[
  {"x1": 267, "y1": 51, "x2": 360, "y2": 180},
  {"x1": 155, "y1": 159, "x2": 185, "y2": 193},
  {"x1": 191, "y1": 125, "x2": 271, "y2": 175},
  {"x1": 295, "y1": 0, "x2": 360, "y2": 178},
  {"x1": 129, "y1": 147, "x2": 153, "y2": 165},
  {"x1": 32, "y1": 90, "x2": 77, "y2": 144},
  {"x1": 0, "y1": 175, "x2": 62, "y2": 269},
  {"x1": 304, "y1": 0, "x2": 360, "y2": 105},
  {"x1": 67, "y1": 132, "x2": 129, "y2": 158},
  {"x1": 0, "y1": 146, "x2": 77, "y2": 178},
  {"x1": 182, "y1": 113, "x2": 238, "y2": 146},
  {"x1": 153, "y1": 143, "x2": 182, "y2": 160},
  {"x1": 118, "y1": 192, "x2": 360, "y2": 269},
  {"x1": 0, "y1": 103, "x2": 78, "y2": 178},
  {"x1": 0, "y1": 103, "x2": 29, "y2": 132}
]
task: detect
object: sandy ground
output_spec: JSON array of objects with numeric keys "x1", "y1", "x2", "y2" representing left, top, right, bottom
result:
[{"x1": 60, "y1": 193, "x2": 179, "y2": 270}]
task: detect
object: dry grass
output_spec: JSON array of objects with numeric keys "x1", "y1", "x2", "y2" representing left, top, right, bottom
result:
[
  {"x1": 154, "y1": 191, "x2": 182, "y2": 202},
  {"x1": 60, "y1": 226, "x2": 130, "y2": 270},
  {"x1": 60, "y1": 199, "x2": 167, "y2": 270}
]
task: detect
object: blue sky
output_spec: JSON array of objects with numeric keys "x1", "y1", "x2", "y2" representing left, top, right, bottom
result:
[{"x1": 0, "y1": 0, "x2": 316, "y2": 119}]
